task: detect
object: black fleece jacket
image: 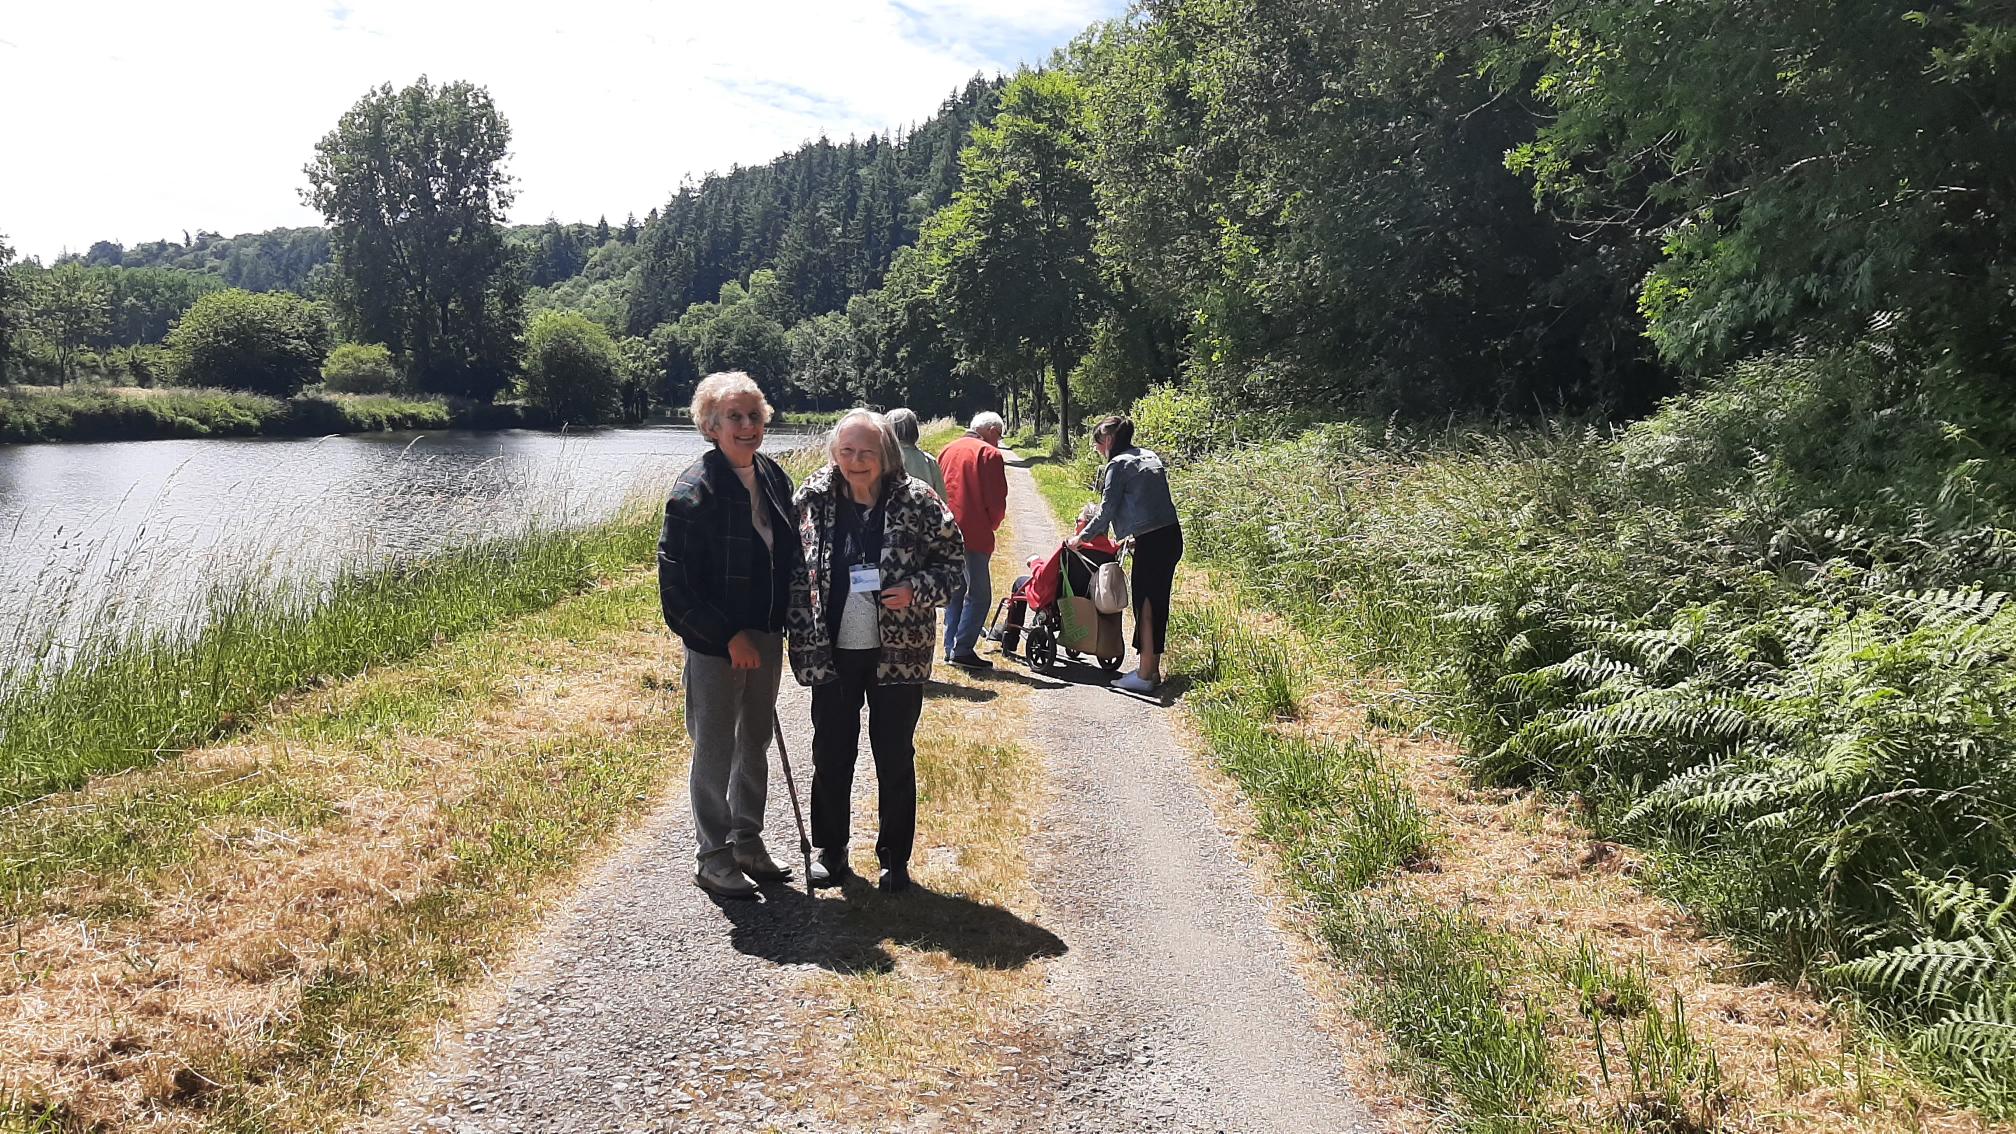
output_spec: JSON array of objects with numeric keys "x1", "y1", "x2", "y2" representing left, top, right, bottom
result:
[{"x1": 656, "y1": 447, "x2": 800, "y2": 657}]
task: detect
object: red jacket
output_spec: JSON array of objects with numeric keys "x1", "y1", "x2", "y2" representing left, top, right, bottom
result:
[{"x1": 939, "y1": 434, "x2": 1008, "y2": 555}]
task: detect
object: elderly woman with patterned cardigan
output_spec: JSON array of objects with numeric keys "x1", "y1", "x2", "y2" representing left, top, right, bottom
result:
[{"x1": 787, "y1": 409, "x2": 964, "y2": 893}]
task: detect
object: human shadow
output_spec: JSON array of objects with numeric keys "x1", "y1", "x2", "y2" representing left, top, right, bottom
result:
[
  {"x1": 1039, "y1": 653, "x2": 1130, "y2": 689},
  {"x1": 711, "y1": 878, "x2": 1067, "y2": 975},
  {"x1": 923, "y1": 680, "x2": 998, "y2": 703},
  {"x1": 1107, "y1": 672, "x2": 1194, "y2": 707},
  {"x1": 958, "y1": 662, "x2": 1069, "y2": 691}
]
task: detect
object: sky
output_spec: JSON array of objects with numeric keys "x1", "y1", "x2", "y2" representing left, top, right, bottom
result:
[{"x1": 0, "y1": 0, "x2": 1128, "y2": 262}]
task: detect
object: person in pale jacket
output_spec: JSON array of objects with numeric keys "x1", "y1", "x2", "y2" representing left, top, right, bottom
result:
[{"x1": 885, "y1": 408, "x2": 948, "y2": 503}]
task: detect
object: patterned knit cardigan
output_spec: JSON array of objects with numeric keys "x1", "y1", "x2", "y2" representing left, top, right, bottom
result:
[{"x1": 788, "y1": 464, "x2": 966, "y2": 686}]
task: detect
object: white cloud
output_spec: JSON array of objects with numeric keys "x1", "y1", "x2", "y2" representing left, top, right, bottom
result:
[{"x1": 0, "y1": 0, "x2": 1124, "y2": 262}]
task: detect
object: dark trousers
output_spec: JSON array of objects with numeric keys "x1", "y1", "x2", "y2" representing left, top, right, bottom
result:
[
  {"x1": 810, "y1": 648, "x2": 925, "y2": 868},
  {"x1": 1130, "y1": 522, "x2": 1184, "y2": 654}
]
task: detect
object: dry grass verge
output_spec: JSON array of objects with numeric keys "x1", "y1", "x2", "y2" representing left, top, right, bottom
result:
[
  {"x1": 1167, "y1": 576, "x2": 2009, "y2": 1134},
  {"x1": 0, "y1": 572, "x2": 684, "y2": 1133}
]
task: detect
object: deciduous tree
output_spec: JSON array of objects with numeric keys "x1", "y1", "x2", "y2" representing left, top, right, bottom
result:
[
  {"x1": 34, "y1": 264, "x2": 112, "y2": 385},
  {"x1": 927, "y1": 70, "x2": 1102, "y2": 451},
  {"x1": 304, "y1": 77, "x2": 526, "y2": 400},
  {"x1": 0, "y1": 234, "x2": 22, "y2": 385},
  {"x1": 320, "y1": 342, "x2": 403, "y2": 393},
  {"x1": 521, "y1": 311, "x2": 621, "y2": 426},
  {"x1": 1511, "y1": 0, "x2": 2016, "y2": 375}
]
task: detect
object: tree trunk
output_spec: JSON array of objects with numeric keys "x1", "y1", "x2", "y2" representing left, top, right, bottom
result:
[{"x1": 1052, "y1": 340, "x2": 1074, "y2": 456}]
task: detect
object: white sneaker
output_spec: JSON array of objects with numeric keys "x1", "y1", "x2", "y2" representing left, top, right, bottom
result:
[
  {"x1": 1111, "y1": 671, "x2": 1158, "y2": 694},
  {"x1": 694, "y1": 855, "x2": 758, "y2": 898}
]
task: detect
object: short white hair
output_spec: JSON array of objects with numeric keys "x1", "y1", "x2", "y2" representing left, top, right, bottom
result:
[
  {"x1": 690, "y1": 371, "x2": 772, "y2": 437},
  {"x1": 885, "y1": 406, "x2": 922, "y2": 445},
  {"x1": 969, "y1": 411, "x2": 1005, "y2": 434}
]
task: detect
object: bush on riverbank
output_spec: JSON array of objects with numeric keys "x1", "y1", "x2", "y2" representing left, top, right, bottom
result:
[
  {"x1": 0, "y1": 386, "x2": 540, "y2": 443},
  {"x1": 1158, "y1": 352, "x2": 2016, "y2": 1112}
]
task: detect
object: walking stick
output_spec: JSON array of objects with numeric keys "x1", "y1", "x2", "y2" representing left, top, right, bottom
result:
[{"x1": 771, "y1": 707, "x2": 814, "y2": 891}]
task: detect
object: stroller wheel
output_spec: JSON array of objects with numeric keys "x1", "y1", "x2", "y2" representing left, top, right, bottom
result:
[
  {"x1": 1027, "y1": 626, "x2": 1057, "y2": 671},
  {"x1": 1100, "y1": 654, "x2": 1123, "y2": 673}
]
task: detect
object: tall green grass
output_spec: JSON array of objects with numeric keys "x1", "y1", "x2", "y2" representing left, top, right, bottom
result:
[
  {"x1": 0, "y1": 387, "x2": 531, "y2": 443},
  {"x1": 1160, "y1": 350, "x2": 2016, "y2": 1114},
  {"x1": 0, "y1": 506, "x2": 659, "y2": 807},
  {"x1": 1170, "y1": 600, "x2": 1566, "y2": 1126}
]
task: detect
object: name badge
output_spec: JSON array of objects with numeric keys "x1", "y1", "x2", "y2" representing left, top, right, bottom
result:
[{"x1": 849, "y1": 564, "x2": 882, "y2": 593}]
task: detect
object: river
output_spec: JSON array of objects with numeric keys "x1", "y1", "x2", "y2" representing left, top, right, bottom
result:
[{"x1": 0, "y1": 425, "x2": 811, "y2": 672}]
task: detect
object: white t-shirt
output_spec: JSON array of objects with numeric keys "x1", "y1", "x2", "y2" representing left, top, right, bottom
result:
[
  {"x1": 731, "y1": 463, "x2": 774, "y2": 550},
  {"x1": 834, "y1": 498, "x2": 880, "y2": 649},
  {"x1": 836, "y1": 587, "x2": 880, "y2": 649}
]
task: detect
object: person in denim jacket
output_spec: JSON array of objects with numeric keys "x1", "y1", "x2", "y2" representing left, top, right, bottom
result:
[{"x1": 1070, "y1": 414, "x2": 1183, "y2": 694}]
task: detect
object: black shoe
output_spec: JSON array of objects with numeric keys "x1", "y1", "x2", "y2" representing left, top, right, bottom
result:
[
  {"x1": 808, "y1": 852, "x2": 855, "y2": 889},
  {"x1": 948, "y1": 652, "x2": 994, "y2": 670},
  {"x1": 878, "y1": 864, "x2": 912, "y2": 893}
]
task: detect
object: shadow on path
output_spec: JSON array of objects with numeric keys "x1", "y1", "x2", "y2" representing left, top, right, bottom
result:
[
  {"x1": 923, "y1": 680, "x2": 999, "y2": 703},
  {"x1": 711, "y1": 880, "x2": 1067, "y2": 976},
  {"x1": 958, "y1": 661, "x2": 1069, "y2": 691}
]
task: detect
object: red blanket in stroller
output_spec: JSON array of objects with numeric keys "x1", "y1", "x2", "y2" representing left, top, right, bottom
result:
[{"x1": 1023, "y1": 535, "x2": 1120, "y2": 611}]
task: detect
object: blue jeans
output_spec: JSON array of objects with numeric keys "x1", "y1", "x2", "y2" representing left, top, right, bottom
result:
[{"x1": 943, "y1": 551, "x2": 992, "y2": 659}]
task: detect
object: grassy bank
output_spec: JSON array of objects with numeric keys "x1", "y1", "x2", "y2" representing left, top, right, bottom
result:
[
  {"x1": 1154, "y1": 355, "x2": 2016, "y2": 1114},
  {"x1": 0, "y1": 569, "x2": 688, "y2": 1132},
  {"x1": 1025, "y1": 368, "x2": 2015, "y2": 1128},
  {"x1": 0, "y1": 387, "x2": 543, "y2": 443},
  {"x1": 1, "y1": 505, "x2": 660, "y2": 807}
]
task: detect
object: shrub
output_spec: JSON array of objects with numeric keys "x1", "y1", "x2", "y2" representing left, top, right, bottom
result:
[
  {"x1": 1130, "y1": 383, "x2": 1309, "y2": 464},
  {"x1": 320, "y1": 342, "x2": 404, "y2": 394},
  {"x1": 167, "y1": 289, "x2": 333, "y2": 396},
  {"x1": 520, "y1": 311, "x2": 621, "y2": 427},
  {"x1": 1166, "y1": 349, "x2": 2016, "y2": 1109}
]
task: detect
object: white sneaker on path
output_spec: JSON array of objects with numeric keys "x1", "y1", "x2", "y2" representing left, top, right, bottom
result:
[{"x1": 1111, "y1": 671, "x2": 1158, "y2": 694}]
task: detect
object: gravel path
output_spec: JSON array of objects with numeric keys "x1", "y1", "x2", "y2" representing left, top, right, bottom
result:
[
  {"x1": 366, "y1": 679, "x2": 838, "y2": 1134},
  {"x1": 364, "y1": 457, "x2": 1378, "y2": 1134},
  {"x1": 998, "y1": 456, "x2": 1376, "y2": 1134}
]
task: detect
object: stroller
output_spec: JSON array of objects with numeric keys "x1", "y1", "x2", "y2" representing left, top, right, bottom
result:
[{"x1": 988, "y1": 541, "x2": 1127, "y2": 674}]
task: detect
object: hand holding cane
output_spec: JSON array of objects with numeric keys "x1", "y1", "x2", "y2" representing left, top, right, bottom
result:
[{"x1": 771, "y1": 707, "x2": 814, "y2": 890}]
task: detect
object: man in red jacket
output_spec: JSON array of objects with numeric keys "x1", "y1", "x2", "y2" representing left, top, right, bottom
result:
[{"x1": 938, "y1": 411, "x2": 1008, "y2": 668}]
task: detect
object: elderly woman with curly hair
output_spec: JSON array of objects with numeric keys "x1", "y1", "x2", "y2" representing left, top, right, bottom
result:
[
  {"x1": 788, "y1": 409, "x2": 964, "y2": 893},
  {"x1": 658, "y1": 371, "x2": 802, "y2": 898}
]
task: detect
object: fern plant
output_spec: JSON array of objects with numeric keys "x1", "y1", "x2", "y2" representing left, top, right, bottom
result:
[{"x1": 1834, "y1": 874, "x2": 2016, "y2": 1114}]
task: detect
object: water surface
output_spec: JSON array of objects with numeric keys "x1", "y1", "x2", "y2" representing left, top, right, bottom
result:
[{"x1": 0, "y1": 425, "x2": 804, "y2": 670}]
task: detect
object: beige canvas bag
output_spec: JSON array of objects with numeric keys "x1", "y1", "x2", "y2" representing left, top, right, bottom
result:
[{"x1": 1089, "y1": 558, "x2": 1129, "y2": 615}]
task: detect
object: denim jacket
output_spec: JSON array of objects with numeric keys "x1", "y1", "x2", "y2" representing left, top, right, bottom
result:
[{"x1": 1082, "y1": 446, "x2": 1180, "y2": 541}]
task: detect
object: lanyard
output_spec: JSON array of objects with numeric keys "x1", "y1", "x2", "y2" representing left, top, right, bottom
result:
[{"x1": 835, "y1": 491, "x2": 885, "y2": 568}]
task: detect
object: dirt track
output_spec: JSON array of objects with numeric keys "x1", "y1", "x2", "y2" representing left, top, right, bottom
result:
[{"x1": 363, "y1": 458, "x2": 1377, "y2": 1133}]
